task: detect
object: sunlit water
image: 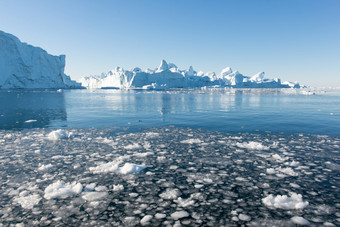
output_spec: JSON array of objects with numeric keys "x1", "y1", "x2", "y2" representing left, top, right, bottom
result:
[{"x1": 0, "y1": 88, "x2": 339, "y2": 226}]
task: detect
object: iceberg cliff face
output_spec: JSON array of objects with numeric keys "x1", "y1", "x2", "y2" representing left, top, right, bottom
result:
[
  {"x1": 80, "y1": 60, "x2": 300, "y2": 89},
  {"x1": 0, "y1": 30, "x2": 81, "y2": 89}
]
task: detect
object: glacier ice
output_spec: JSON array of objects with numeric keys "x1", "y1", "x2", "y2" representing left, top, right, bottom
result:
[
  {"x1": 80, "y1": 59, "x2": 301, "y2": 89},
  {"x1": 0, "y1": 30, "x2": 81, "y2": 89}
]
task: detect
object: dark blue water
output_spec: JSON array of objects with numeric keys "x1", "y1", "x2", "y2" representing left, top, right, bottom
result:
[{"x1": 1, "y1": 89, "x2": 340, "y2": 135}]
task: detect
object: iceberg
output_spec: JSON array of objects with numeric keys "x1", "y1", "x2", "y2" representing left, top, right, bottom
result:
[
  {"x1": 0, "y1": 30, "x2": 81, "y2": 89},
  {"x1": 80, "y1": 59, "x2": 300, "y2": 89}
]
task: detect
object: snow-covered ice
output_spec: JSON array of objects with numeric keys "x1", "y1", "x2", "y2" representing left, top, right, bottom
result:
[{"x1": 44, "y1": 181, "x2": 83, "y2": 200}]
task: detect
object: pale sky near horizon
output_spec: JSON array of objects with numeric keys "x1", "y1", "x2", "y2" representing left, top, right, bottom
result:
[{"x1": 0, "y1": 0, "x2": 339, "y2": 87}]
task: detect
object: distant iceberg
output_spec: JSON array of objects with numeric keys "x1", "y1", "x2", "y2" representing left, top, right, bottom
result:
[
  {"x1": 80, "y1": 59, "x2": 300, "y2": 89},
  {"x1": 0, "y1": 30, "x2": 81, "y2": 89}
]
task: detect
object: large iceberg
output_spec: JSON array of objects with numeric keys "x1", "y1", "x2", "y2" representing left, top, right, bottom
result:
[
  {"x1": 80, "y1": 60, "x2": 300, "y2": 89},
  {"x1": 0, "y1": 30, "x2": 81, "y2": 89}
]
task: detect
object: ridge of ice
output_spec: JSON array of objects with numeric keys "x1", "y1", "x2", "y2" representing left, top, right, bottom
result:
[
  {"x1": 0, "y1": 30, "x2": 81, "y2": 89},
  {"x1": 79, "y1": 60, "x2": 301, "y2": 89}
]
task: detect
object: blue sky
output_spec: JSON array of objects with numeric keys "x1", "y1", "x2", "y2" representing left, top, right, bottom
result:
[{"x1": 0, "y1": 0, "x2": 339, "y2": 87}]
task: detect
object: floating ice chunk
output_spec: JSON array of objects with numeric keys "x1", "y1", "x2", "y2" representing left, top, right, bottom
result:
[
  {"x1": 236, "y1": 141, "x2": 269, "y2": 150},
  {"x1": 291, "y1": 216, "x2": 310, "y2": 225},
  {"x1": 272, "y1": 154, "x2": 288, "y2": 162},
  {"x1": 180, "y1": 139, "x2": 203, "y2": 144},
  {"x1": 277, "y1": 167, "x2": 298, "y2": 176},
  {"x1": 24, "y1": 120, "x2": 37, "y2": 123},
  {"x1": 82, "y1": 191, "x2": 108, "y2": 201},
  {"x1": 44, "y1": 181, "x2": 83, "y2": 200},
  {"x1": 171, "y1": 211, "x2": 189, "y2": 219},
  {"x1": 47, "y1": 130, "x2": 71, "y2": 140},
  {"x1": 140, "y1": 215, "x2": 153, "y2": 226},
  {"x1": 238, "y1": 214, "x2": 251, "y2": 221},
  {"x1": 95, "y1": 186, "x2": 108, "y2": 191},
  {"x1": 89, "y1": 161, "x2": 120, "y2": 174},
  {"x1": 112, "y1": 184, "x2": 124, "y2": 191},
  {"x1": 323, "y1": 222, "x2": 336, "y2": 226},
  {"x1": 14, "y1": 194, "x2": 41, "y2": 209},
  {"x1": 160, "y1": 188, "x2": 181, "y2": 200},
  {"x1": 155, "y1": 213, "x2": 166, "y2": 219},
  {"x1": 175, "y1": 197, "x2": 195, "y2": 207},
  {"x1": 38, "y1": 164, "x2": 54, "y2": 171},
  {"x1": 262, "y1": 193, "x2": 308, "y2": 209},
  {"x1": 84, "y1": 183, "x2": 96, "y2": 191},
  {"x1": 119, "y1": 163, "x2": 146, "y2": 174},
  {"x1": 266, "y1": 168, "x2": 276, "y2": 174},
  {"x1": 124, "y1": 143, "x2": 141, "y2": 150}
]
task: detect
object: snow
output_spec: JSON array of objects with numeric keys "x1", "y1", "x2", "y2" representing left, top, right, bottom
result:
[
  {"x1": 262, "y1": 193, "x2": 309, "y2": 209},
  {"x1": 44, "y1": 181, "x2": 83, "y2": 200},
  {"x1": 291, "y1": 216, "x2": 310, "y2": 225},
  {"x1": 80, "y1": 59, "x2": 300, "y2": 89},
  {"x1": 0, "y1": 30, "x2": 81, "y2": 89}
]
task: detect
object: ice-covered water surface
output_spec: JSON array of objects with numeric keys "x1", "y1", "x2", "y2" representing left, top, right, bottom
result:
[{"x1": 0, "y1": 127, "x2": 339, "y2": 226}]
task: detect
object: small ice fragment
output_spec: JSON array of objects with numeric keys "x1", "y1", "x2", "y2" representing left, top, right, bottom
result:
[
  {"x1": 262, "y1": 193, "x2": 308, "y2": 209},
  {"x1": 44, "y1": 181, "x2": 83, "y2": 200},
  {"x1": 38, "y1": 164, "x2": 53, "y2": 171},
  {"x1": 236, "y1": 141, "x2": 269, "y2": 150},
  {"x1": 14, "y1": 194, "x2": 41, "y2": 209},
  {"x1": 155, "y1": 213, "x2": 166, "y2": 219},
  {"x1": 47, "y1": 129, "x2": 69, "y2": 140},
  {"x1": 238, "y1": 214, "x2": 251, "y2": 221},
  {"x1": 24, "y1": 120, "x2": 37, "y2": 123},
  {"x1": 180, "y1": 139, "x2": 203, "y2": 144},
  {"x1": 266, "y1": 168, "x2": 276, "y2": 174},
  {"x1": 119, "y1": 163, "x2": 146, "y2": 174},
  {"x1": 171, "y1": 211, "x2": 189, "y2": 219},
  {"x1": 124, "y1": 143, "x2": 141, "y2": 149},
  {"x1": 112, "y1": 184, "x2": 124, "y2": 191},
  {"x1": 82, "y1": 192, "x2": 108, "y2": 201},
  {"x1": 291, "y1": 216, "x2": 310, "y2": 225},
  {"x1": 159, "y1": 188, "x2": 181, "y2": 200},
  {"x1": 140, "y1": 215, "x2": 153, "y2": 225}
]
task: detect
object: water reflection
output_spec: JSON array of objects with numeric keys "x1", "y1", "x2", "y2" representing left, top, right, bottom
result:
[{"x1": 0, "y1": 90, "x2": 67, "y2": 129}]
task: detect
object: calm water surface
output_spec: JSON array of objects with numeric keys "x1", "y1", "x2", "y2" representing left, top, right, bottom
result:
[{"x1": 1, "y1": 88, "x2": 339, "y2": 135}]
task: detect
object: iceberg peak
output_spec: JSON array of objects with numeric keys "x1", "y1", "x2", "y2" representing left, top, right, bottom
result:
[{"x1": 158, "y1": 59, "x2": 169, "y2": 71}]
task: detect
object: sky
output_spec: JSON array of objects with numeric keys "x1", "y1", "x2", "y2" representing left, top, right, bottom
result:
[{"x1": 0, "y1": 0, "x2": 339, "y2": 87}]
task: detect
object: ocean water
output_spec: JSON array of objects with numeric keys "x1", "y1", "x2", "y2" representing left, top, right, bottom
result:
[
  {"x1": 0, "y1": 88, "x2": 339, "y2": 226},
  {"x1": 1, "y1": 88, "x2": 340, "y2": 135}
]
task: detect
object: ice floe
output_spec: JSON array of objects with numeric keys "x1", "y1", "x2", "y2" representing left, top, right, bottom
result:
[{"x1": 262, "y1": 193, "x2": 309, "y2": 209}]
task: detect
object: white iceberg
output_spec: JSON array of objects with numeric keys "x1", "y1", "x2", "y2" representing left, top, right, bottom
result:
[
  {"x1": 0, "y1": 30, "x2": 81, "y2": 89},
  {"x1": 80, "y1": 59, "x2": 300, "y2": 89}
]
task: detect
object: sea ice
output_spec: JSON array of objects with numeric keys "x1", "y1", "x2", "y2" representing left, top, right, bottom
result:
[
  {"x1": 171, "y1": 211, "x2": 189, "y2": 220},
  {"x1": 14, "y1": 194, "x2": 41, "y2": 209},
  {"x1": 291, "y1": 216, "x2": 310, "y2": 225},
  {"x1": 82, "y1": 192, "x2": 108, "y2": 201},
  {"x1": 119, "y1": 163, "x2": 146, "y2": 174},
  {"x1": 262, "y1": 193, "x2": 309, "y2": 209},
  {"x1": 44, "y1": 181, "x2": 83, "y2": 200},
  {"x1": 236, "y1": 141, "x2": 269, "y2": 150},
  {"x1": 47, "y1": 129, "x2": 70, "y2": 140}
]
